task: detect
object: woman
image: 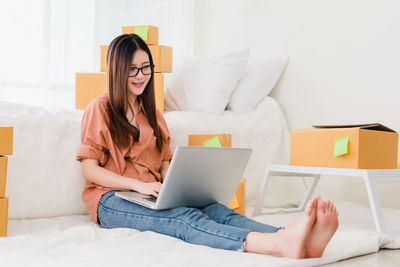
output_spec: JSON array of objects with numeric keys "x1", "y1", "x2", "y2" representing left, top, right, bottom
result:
[{"x1": 76, "y1": 33, "x2": 339, "y2": 259}]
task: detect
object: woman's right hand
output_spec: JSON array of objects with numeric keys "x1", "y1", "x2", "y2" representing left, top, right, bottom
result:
[{"x1": 131, "y1": 181, "x2": 162, "y2": 197}]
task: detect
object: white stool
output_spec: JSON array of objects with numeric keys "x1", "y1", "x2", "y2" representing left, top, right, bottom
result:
[{"x1": 252, "y1": 164, "x2": 400, "y2": 235}]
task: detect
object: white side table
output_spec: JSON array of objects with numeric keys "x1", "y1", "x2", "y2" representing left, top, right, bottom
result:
[{"x1": 252, "y1": 164, "x2": 400, "y2": 235}]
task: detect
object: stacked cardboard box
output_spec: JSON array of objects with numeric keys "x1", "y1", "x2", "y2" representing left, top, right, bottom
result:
[
  {"x1": 188, "y1": 134, "x2": 246, "y2": 215},
  {"x1": 76, "y1": 25, "x2": 172, "y2": 113},
  {"x1": 0, "y1": 126, "x2": 12, "y2": 237}
]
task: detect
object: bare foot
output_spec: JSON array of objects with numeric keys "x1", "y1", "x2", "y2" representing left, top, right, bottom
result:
[
  {"x1": 305, "y1": 199, "x2": 339, "y2": 258},
  {"x1": 245, "y1": 196, "x2": 318, "y2": 258}
]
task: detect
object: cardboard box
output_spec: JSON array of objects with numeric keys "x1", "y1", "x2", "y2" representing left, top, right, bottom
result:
[
  {"x1": 75, "y1": 72, "x2": 107, "y2": 110},
  {"x1": 290, "y1": 123, "x2": 399, "y2": 169},
  {"x1": 76, "y1": 72, "x2": 164, "y2": 112},
  {"x1": 188, "y1": 134, "x2": 246, "y2": 215},
  {"x1": 154, "y1": 73, "x2": 164, "y2": 113},
  {"x1": 122, "y1": 26, "x2": 158, "y2": 45},
  {"x1": 100, "y1": 45, "x2": 108, "y2": 72},
  {"x1": 0, "y1": 127, "x2": 13, "y2": 155},
  {"x1": 228, "y1": 178, "x2": 246, "y2": 215},
  {"x1": 188, "y1": 134, "x2": 232, "y2": 148},
  {"x1": 0, "y1": 156, "x2": 7, "y2": 198},
  {"x1": 148, "y1": 45, "x2": 173, "y2": 73},
  {"x1": 101, "y1": 44, "x2": 172, "y2": 73},
  {"x1": 0, "y1": 197, "x2": 8, "y2": 237}
]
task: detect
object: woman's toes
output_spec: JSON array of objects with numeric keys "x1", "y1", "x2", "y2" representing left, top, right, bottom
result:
[
  {"x1": 326, "y1": 200, "x2": 332, "y2": 210},
  {"x1": 306, "y1": 196, "x2": 319, "y2": 215},
  {"x1": 328, "y1": 202, "x2": 333, "y2": 212},
  {"x1": 317, "y1": 199, "x2": 326, "y2": 213}
]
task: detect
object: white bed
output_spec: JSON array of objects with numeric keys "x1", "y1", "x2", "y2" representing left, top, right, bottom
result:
[{"x1": 1, "y1": 98, "x2": 399, "y2": 267}]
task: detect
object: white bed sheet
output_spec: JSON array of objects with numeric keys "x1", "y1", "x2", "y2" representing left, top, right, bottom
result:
[{"x1": 2, "y1": 202, "x2": 399, "y2": 267}]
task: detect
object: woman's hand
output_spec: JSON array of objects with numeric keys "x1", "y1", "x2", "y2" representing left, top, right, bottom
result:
[{"x1": 131, "y1": 181, "x2": 162, "y2": 197}]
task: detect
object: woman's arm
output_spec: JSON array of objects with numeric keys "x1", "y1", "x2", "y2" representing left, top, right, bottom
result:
[
  {"x1": 159, "y1": 160, "x2": 170, "y2": 182},
  {"x1": 82, "y1": 159, "x2": 162, "y2": 197}
]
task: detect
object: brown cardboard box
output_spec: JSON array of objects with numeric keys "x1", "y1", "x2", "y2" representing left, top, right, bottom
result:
[
  {"x1": 0, "y1": 197, "x2": 8, "y2": 237},
  {"x1": 290, "y1": 123, "x2": 399, "y2": 169},
  {"x1": 75, "y1": 72, "x2": 165, "y2": 112},
  {"x1": 75, "y1": 72, "x2": 107, "y2": 110},
  {"x1": 148, "y1": 45, "x2": 173, "y2": 73},
  {"x1": 0, "y1": 127, "x2": 13, "y2": 155},
  {"x1": 231, "y1": 178, "x2": 246, "y2": 215},
  {"x1": 100, "y1": 45, "x2": 108, "y2": 72},
  {"x1": 0, "y1": 156, "x2": 7, "y2": 198},
  {"x1": 100, "y1": 45, "x2": 172, "y2": 73},
  {"x1": 188, "y1": 134, "x2": 232, "y2": 147},
  {"x1": 122, "y1": 26, "x2": 158, "y2": 45},
  {"x1": 154, "y1": 73, "x2": 164, "y2": 113},
  {"x1": 188, "y1": 134, "x2": 246, "y2": 215}
]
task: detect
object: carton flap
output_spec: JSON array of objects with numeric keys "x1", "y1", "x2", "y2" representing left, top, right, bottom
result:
[{"x1": 312, "y1": 123, "x2": 396, "y2": 133}]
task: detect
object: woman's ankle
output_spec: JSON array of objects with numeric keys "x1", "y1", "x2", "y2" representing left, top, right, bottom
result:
[{"x1": 244, "y1": 232, "x2": 279, "y2": 255}]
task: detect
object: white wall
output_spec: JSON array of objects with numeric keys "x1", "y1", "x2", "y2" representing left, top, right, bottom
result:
[
  {"x1": 193, "y1": 0, "x2": 400, "y2": 209},
  {"x1": 194, "y1": 0, "x2": 400, "y2": 132}
]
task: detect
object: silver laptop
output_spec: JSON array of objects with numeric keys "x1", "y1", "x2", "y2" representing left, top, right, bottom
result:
[{"x1": 115, "y1": 146, "x2": 252, "y2": 209}]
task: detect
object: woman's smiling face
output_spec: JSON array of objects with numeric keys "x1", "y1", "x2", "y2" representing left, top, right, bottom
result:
[{"x1": 127, "y1": 49, "x2": 151, "y2": 97}]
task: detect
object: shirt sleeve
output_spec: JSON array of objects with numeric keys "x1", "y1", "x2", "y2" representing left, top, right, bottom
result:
[
  {"x1": 157, "y1": 110, "x2": 173, "y2": 161},
  {"x1": 76, "y1": 99, "x2": 109, "y2": 165}
]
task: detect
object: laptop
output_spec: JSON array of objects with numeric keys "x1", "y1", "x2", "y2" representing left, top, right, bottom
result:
[{"x1": 115, "y1": 146, "x2": 252, "y2": 209}]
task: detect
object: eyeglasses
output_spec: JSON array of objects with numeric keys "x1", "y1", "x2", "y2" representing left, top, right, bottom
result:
[{"x1": 128, "y1": 64, "x2": 155, "y2": 77}]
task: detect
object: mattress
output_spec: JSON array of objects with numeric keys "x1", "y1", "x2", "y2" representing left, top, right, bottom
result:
[{"x1": 1, "y1": 202, "x2": 399, "y2": 267}]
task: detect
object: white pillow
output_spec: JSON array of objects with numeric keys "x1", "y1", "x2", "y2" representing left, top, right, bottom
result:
[
  {"x1": 165, "y1": 49, "x2": 249, "y2": 115},
  {"x1": 227, "y1": 56, "x2": 288, "y2": 113}
]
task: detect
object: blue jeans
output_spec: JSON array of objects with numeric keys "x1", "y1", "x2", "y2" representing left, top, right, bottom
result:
[{"x1": 97, "y1": 191, "x2": 280, "y2": 251}]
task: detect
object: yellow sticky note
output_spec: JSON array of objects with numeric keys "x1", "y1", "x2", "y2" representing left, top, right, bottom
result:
[
  {"x1": 203, "y1": 136, "x2": 222, "y2": 147},
  {"x1": 333, "y1": 136, "x2": 349, "y2": 157},
  {"x1": 228, "y1": 194, "x2": 240, "y2": 209},
  {"x1": 134, "y1": 26, "x2": 148, "y2": 41}
]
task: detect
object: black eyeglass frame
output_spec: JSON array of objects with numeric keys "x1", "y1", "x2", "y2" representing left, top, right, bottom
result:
[{"x1": 128, "y1": 64, "x2": 155, "y2": 77}]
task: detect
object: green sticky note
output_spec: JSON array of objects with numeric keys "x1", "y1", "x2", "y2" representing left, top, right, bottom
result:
[
  {"x1": 203, "y1": 136, "x2": 222, "y2": 147},
  {"x1": 397, "y1": 164, "x2": 400, "y2": 169},
  {"x1": 333, "y1": 136, "x2": 349, "y2": 157},
  {"x1": 134, "y1": 26, "x2": 148, "y2": 41}
]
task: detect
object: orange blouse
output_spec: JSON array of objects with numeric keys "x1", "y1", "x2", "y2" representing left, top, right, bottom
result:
[{"x1": 76, "y1": 93, "x2": 173, "y2": 223}]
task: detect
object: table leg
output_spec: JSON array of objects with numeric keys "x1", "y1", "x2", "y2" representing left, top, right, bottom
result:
[
  {"x1": 252, "y1": 167, "x2": 273, "y2": 217},
  {"x1": 298, "y1": 174, "x2": 321, "y2": 211},
  {"x1": 363, "y1": 174, "x2": 386, "y2": 233}
]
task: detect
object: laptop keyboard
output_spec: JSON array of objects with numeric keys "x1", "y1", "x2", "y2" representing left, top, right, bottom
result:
[{"x1": 144, "y1": 195, "x2": 157, "y2": 203}]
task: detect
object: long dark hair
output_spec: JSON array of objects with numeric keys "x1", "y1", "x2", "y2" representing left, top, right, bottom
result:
[{"x1": 105, "y1": 34, "x2": 162, "y2": 152}]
